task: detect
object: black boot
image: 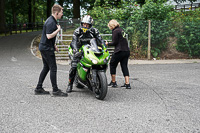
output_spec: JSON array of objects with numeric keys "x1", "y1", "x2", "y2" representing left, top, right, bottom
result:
[
  {"x1": 67, "y1": 67, "x2": 76, "y2": 93},
  {"x1": 66, "y1": 84, "x2": 73, "y2": 93}
]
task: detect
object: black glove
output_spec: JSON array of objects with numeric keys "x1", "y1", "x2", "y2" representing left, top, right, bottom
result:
[
  {"x1": 73, "y1": 49, "x2": 82, "y2": 58},
  {"x1": 73, "y1": 49, "x2": 78, "y2": 54}
]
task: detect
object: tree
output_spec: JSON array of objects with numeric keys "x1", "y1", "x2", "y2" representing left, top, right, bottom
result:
[
  {"x1": 0, "y1": 0, "x2": 6, "y2": 33},
  {"x1": 33, "y1": 0, "x2": 36, "y2": 23},
  {"x1": 47, "y1": 0, "x2": 54, "y2": 18},
  {"x1": 28, "y1": 0, "x2": 32, "y2": 24},
  {"x1": 134, "y1": 0, "x2": 145, "y2": 7},
  {"x1": 58, "y1": 0, "x2": 64, "y2": 6},
  {"x1": 73, "y1": 0, "x2": 80, "y2": 18},
  {"x1": 11, "y1": 0, "x2": 17, "y2": 24}
]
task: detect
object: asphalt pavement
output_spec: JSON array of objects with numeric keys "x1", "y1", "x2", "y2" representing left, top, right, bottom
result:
[{"x1": 0, "y1": 32, "x2": 200, "y2": 133}]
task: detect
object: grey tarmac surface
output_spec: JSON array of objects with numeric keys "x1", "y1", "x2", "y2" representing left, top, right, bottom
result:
[{"x1": 0, "y1": 31, "x2": 200, "y2": 133}]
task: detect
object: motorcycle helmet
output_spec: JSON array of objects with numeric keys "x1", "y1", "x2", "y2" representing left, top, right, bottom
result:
[{"x1": 81, "y1": 15, "x2": 93, "y2": 27}]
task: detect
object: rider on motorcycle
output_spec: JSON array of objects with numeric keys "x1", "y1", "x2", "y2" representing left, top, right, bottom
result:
[{"x1": 66, "y1": 15, "x2": 106, "y2": 93}]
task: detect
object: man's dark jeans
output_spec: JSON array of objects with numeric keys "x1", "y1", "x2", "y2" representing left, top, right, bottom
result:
[{"x1": 36, "y1": 50, "x2": 58, "y2": 90}]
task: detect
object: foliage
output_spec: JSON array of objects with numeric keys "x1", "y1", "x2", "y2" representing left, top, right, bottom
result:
[
  {"x1": 174, "y1": 21, "x2": 200, "y2": 57},
  {"x1": 5, "y1": 0, "x2": 47, "y2": 24},
  {"x1": 168, "y1": 9, "x2": 200, "y2": 57},
  {"x1": 141, "y1": 0, "x2": 174, "y2": 20},
  {"x1": 89, "y1": 0, "x2": 200, "y2": 58},
  {"x1": 3, "y1": 0, "x2": 200, "y2": 58},
  {"x1": 126, "y1": 0, "x2": 173, "y2": 57}
]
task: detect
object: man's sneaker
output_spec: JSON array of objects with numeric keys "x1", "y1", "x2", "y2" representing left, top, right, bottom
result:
[
  {"x1": 121, "y1": 83, "x2": 131, "y2": 89},
  {"x1": 34, "y1": 88, "x2": 50, "y2": 95},
  {"x1": 52, "y1": 89, "x2": 68, "y2": 97},
  {"x1": 108, "y1": 81, "x2": 118, "y2": 88}
]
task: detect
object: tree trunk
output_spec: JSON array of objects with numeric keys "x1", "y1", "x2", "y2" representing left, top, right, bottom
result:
[
  {"x1": 0, "y1": 0, "x2": 6, "y2": 33},
  {"x1": 47, "y1": 0, "x2": 53, "y2": 18},
  {"x1": 73, "y1": 0, "x2": 80, "y2": 19},
  {"x1": 11, "y1": 1, "x2": 17, "y2": 24},
  {"x1": 58, "y1": 0, "x2": 64, "y2": 6},
  {"x1": 28, "y1": 0, "x2": 32, "y2": 24},
  {"x1": 33, "y1": 0, "x2": 36, "y2": 24},
  {"x1": 27, "y1": 0, "x2": 32, "y2": 29}
]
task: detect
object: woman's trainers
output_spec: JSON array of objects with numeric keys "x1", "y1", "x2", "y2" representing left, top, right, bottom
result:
[
  {"x1": 121, "y1": 83, "x2": 131, "y2": 89},
  {"x1": 108, "y1": 81, "x2": 118, "y2": 88},
  {"x1": 121, "y1": 83, "x2": 126, "y2": 88}
]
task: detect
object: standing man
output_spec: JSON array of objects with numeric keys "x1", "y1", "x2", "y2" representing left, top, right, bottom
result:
[{"x1": 35, "y1": 4, "x2": 68, "y2": 96}]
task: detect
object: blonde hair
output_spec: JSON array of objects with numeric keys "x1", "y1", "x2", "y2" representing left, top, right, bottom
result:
[
  {"x1": 108, "y1": 19, "x2": 120, "y2": 30},
  {"x1": 51, "y1": 4, "x2": 63, "y2": 14}
]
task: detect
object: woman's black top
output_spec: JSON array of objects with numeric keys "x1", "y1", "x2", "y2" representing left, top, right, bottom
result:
[{"x1": 108, "y1": 26, "x2": 129, "y2": 53}]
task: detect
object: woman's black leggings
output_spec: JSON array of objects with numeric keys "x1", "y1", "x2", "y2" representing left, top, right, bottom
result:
[{"x1": 110, "y1": 51, "x2": 130, "y2": 77}]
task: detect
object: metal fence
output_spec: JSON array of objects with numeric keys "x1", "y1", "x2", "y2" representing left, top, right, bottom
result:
[
  {"x1": 3, "y1": 22, "x2": 43, "y2": 36},
  {"x1": 175, "y1": 3, "x2": 200, "y2": 11}
]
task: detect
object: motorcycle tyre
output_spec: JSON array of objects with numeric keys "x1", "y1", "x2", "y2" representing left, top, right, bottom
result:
[{"x1": 95, "y1": 71, "x2": 108, "y2": 100}]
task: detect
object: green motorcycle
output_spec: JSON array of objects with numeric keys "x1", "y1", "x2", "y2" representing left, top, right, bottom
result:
[{"x1": 68, "y1": 38, "x2": 110, "y2": 100}]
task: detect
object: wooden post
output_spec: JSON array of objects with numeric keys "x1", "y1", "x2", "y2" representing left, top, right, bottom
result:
[
  {"x1": 15, "y1": 24, "x2": 17, "y2": 34},
  {"x1": 4, "y1": 24, "x2": 7, "y2": 36},
  {"x1": 9, "y1": 24, "x2": 12, "y2": 35},
  {"x1": 37, "y1": 22, "x2": 38, "y2": 31},
  {"x1": 148, "y1": 20, "x2": 151, "y2": 60},
  {"x1": 26, "y1": 23, "x2": 28, "y2": 32},
  {"x1": 20, "y1": 24, "x2": 22, "y2": 34}
]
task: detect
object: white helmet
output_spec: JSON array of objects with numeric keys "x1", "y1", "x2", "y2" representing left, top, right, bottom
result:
[{"x1": 81, "y1": 15, "x2": 93, "y2": 26}]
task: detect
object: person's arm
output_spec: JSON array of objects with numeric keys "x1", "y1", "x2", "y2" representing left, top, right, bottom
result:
[
  {"x1": 46, "y1": 25, "x2": 61, "y2": 39},
  {"x1": 70, "y1": 28, "x2": 80, "y2": 50},
  {"x1": 107, "y1": 30, "x2": 119, "y2": 46}
]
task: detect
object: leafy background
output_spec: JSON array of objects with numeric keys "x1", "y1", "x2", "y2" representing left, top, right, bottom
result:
[{"x1": 88, "y1": 0, "x2": 200, "y2": 59}]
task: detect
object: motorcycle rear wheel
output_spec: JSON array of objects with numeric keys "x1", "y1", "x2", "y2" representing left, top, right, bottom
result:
[{"x1": 95, "y1": 71, "x2": 108, "y2": 100}]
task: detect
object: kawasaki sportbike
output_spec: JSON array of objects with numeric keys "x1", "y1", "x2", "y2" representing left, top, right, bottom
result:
[{"x1": 68, "y1": 38, "x2": 110, "y2": 100}]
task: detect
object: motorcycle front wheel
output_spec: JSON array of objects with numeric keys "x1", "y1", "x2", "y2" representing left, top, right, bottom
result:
[{"x1": 95, "y1": 71, "x2": 108, "y2": 100}]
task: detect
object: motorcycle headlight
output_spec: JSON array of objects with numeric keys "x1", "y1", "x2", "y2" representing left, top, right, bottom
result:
[
  {"x1": 89, "y1": 57, "x2": 98, "y2": 64},
  {"x1": 92, "y1": 59, "x2": 98, "y2": 64},
  {"x1": 106, "y1": 56, "x2": 110, "y2": 60}
]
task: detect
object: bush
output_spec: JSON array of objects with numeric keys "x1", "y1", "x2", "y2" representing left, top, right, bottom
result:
[{"x1": 169, "y1": 9, "x2": 200, "y2": 57}]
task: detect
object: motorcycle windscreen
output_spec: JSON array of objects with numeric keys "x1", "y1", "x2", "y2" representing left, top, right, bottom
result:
[{"x1": 90, "y1": 38, "x2": 102, "y2": 53}]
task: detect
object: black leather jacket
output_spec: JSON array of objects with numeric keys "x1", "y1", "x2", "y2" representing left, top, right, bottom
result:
[{"x1": 70, "y1": 26, "x2": 105, "y2": 50}]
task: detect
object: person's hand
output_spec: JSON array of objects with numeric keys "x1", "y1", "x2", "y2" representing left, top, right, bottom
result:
[
  {"x1": 105, "y1": 40, "x2": 108, "y2": 46},
  {"x1": 55, "y1": 45, "x2": 59, "y2": 52},
  {"x1": 57, "y1": 25, "x2": 61, "y2": 31},
  {"x1": 73, "y1": 49, "x2": 82, "y2": 58},
  {"x1": 73, "y1": 49, "x2": 78, "y2": 54}
]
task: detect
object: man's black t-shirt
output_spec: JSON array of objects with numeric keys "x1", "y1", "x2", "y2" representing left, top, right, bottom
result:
[{"x1": 39, "y1": 16, "x2": 57, "y2": 51}]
